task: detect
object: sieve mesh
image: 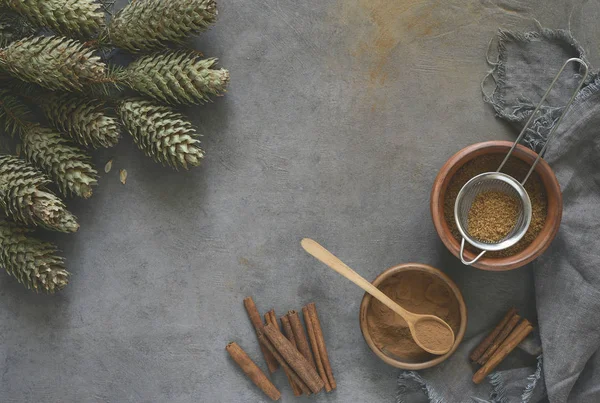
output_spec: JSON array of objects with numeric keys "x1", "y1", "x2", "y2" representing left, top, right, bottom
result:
[{"x1": 454, "y1": 172, "x2": 532, "y2": 252}]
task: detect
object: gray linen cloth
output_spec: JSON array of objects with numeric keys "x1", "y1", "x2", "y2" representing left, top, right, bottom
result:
[{"x1": 398, "y1": 28, "x2": 600, "y2": 403}]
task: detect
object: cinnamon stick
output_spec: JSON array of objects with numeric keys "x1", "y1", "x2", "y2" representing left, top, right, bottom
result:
[
  {"x1": 243, "y1": 297, "x2": 279, "y2": 373},
  {"x1": 263, "y1": 309, "x2": 304, "y2": 395},
  {"x1": 226, "y1": 342, "x2": 281, "y2": 401},
  {"x1": 280, "y1": 315, "x2": 298, "y2": 350},
  {"x1": 288, "y1": 310, "x2": 317, "y2": 369},
  {"x1": 472, "y1": 320, "x2": 533, "y2": 384},
  {"x1": 280, "y1": 315, "x2": 296, "y2": 345},
  {"x1": 264, "y1": 309, "x2": 278, "y2": 329},
  {"x1": 262, "y1": 323, "x2": 325, "y2": 394},
  {"x1": 281, "y1": 315, "x2": 304, "y2": 396},
  {"x1": 470, "y1": 307, "x2": 517, "y2": 362},
  {"x1": 269, "y1": 310, "x2": 277, "y2": 326},
  {"x1": 303, "y1": 305, "x2": 332, "y2": 392},
  {"x1": 258, "y1": 331, "x2": 313, "y2": 395},
  {"x1": 305, "y1": 303, "x2": 336, "y2": 390},
  {"x1": 477, "y1": 313, "x2": 521, "y2": 365}
]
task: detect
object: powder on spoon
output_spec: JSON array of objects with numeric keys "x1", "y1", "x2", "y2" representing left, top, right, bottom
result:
[
  {"x1": 414, "y1": 320, "x2": 454, "y2": 352},
  {"x1": 366, "y1": 271, "x2": 461, "y2": 361}
]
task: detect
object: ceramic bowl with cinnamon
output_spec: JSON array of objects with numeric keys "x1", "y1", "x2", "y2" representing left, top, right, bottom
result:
[
  {"x1": 430, "y1": 141, "x2": 562, "y2": 271},
  {"x1": 359, "y1": 263, "x2": 467, "y2": 370}
]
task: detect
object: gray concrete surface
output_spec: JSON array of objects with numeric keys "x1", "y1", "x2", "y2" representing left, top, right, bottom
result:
[{"x1": 1, "y1": 0, "x2": 600, "y2": 402}]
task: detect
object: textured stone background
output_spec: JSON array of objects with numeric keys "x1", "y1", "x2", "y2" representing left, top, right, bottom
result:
[{"x1": 1, "y1": 0, "x2": 599, "y2": 402}]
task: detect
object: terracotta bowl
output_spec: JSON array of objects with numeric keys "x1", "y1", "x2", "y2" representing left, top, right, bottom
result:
[
  {"x1": 359, "y1": 263, "x2": 467, "y2": 370},
  {"x1": 430, "y1": 141, "x2": 562, "y2": 271}
]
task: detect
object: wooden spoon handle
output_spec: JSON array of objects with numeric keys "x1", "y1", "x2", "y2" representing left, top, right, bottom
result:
[{"x1": 301, "y1": 238, "x2": 415, "y2": 322}]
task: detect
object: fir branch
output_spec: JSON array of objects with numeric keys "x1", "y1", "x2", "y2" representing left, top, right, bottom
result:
[
  {"x1": 0, "y1": 9, "x2": 36, "y2": 46},
  {"x1": 3, "y1": 0, "x2": 105, "y2": 38},
  {"x1": 121, "y1": 51, "x2": 230, "y2": 105},
  {"x1": 108, "y1": 0, "x2": 217, "y2": 52},
  {"x1": 85, "y1": 63, "x2": 126, "y2": 97},
  {"x1": 0, "y1": 88, "x2": 34, "y2": 137},
  {"x1": 0, "y1": 219, "x2": 69, "y2": 293},
  {"x1": 118, "y1": 98, "x2": 204, "y2": 170},
  {"x1": 0, "y1": 35, "x2": 108, "y2": 92},
  {"x1": 99, "y1": 0, "x2": 116, "y2": 15}
]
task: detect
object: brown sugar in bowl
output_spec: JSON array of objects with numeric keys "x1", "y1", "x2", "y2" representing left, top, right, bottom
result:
[
  {"x1": 431, "y1": 141, "x2": 563, "y2": 271},
  {"x1": 359, "y1": 263, "x2": 467, "y2": 370}
]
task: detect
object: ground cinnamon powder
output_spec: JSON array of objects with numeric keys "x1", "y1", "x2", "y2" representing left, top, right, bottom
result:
[
  {"x1": 414, "y1": 320, "x2": 454, "y2": 352},
  {"x1": 366, "y1": 271, "x2": 461, "y2": 361},
  {"x1": 444, "y1": 155, "x2": 548, "y2": 257}
]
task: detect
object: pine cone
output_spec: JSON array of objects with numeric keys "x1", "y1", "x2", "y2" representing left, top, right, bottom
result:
[
  {"x1": 108, "y1": 0, "x2": 217, "y2": 52},
  {"x1": 0, "y1": 220, "x2": 68, "y2": 293},
  {"x1": 41, "y1": 92, "x2": 120, "y2": 149},
  {"x1": 0, "y1": 35, "x2": 107, "y2": 92},
  {"x1": 3, "y1": 0, "x2": 104, "y2": 38},
  {"x1": 20, "y1": 125, "x2": 98, "y2": 198},
  {"x1": 0, "y1": 155, "x2": 78, "y2": 232},
  {"x1": 122, "y1": 51, "x2": 229, "y2": 105},
  {"x1": 118, "y1": 98, "x2": 204, "y2": 170}
]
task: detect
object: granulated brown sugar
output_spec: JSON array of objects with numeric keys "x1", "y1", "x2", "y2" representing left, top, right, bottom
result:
[
  {"x1": 467, "y1": 191, "x2": 519, "y2": 243},
  {"x1": 366, "y1": 271, "x2": 460, "y2": 361},
  {"x1": 444, "y1": 154, "x2": 547, "y2": 257}
]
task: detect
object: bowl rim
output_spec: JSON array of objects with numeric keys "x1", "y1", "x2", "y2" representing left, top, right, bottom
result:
[
  {"x1": 359, "y1": 263, "x2": 468, "y2": 370},
  {"x1": 430, "y1": 141, "x2": 563, "y2": 271}
]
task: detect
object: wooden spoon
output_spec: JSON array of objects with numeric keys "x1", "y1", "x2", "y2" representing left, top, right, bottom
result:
[{"x1": 301, "y1": 238, "x2": 455, "y2": 355}]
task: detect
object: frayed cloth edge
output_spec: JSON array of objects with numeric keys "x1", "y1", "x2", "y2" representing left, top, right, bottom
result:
[
  {"x1": 522, "y1": 355, "x2": 544, "y2": 403},
  {"x1": 482, "y1": 27, "x2": 591, "y2": 123},
  {"x1": 488, "y1": 355, "x2": 544, "y2": 403},
  {"x1": 397, "y1": 371, "x2": 446, "y2": 403}
]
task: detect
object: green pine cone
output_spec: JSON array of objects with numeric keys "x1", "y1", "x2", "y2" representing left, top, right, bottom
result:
[
  {"x1": 2, "y1": 0, "x2": 104, "y2": 38},
  {"x1": 0, "y1": 35, "x2": 107, "y2": 92},
  {"x1": 118, "y1": 98, "x2": 204, "y2": 170},
  {"x1": 0, "y1": 155, "x2": 79, "y2": 232},
  {"x1": 41, "y1": 93, "x2": 120, "y2": 149},
  {"x1": 21, "y1": 125, "x2": 98, "y2": 198},
  {"x1": 0, "y1": 219, "x2": 68, "y2": 293},
  {"x1": 122, "y1": 51, "x2": 229, "y2": 105},
  {"x1": 108, "y1": 0, "x2": 217, "y2": 52}
]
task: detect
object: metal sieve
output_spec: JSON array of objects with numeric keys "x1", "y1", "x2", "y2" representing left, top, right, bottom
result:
[{"x1": 455, "y1": 57, "x2": 588, "y2": 265}]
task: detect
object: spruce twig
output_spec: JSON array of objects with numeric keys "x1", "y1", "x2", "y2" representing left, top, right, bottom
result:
[
  {"x1": 0, "y1": 88, "x2": 33, "y2": 138},
  {"x1": 0, "y1": 9, "x2": 36, "y2": 46}
]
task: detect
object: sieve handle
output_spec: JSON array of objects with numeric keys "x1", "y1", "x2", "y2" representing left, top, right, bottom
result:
[
  {"x1": 460, "y1": 238, "x2": 486, "y2": 265},
  {"x1": 496, "y1": 57, "x2": 589, "y2": 185}
]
